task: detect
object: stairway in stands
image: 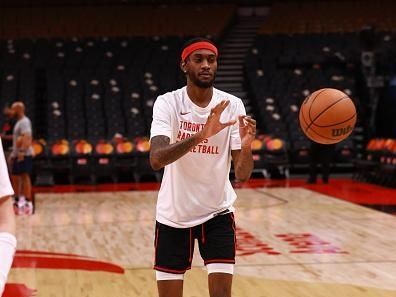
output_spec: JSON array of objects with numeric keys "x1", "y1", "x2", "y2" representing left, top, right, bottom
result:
[{"x1": 217, "y1": 17, "x2": 265, "y2": 114}]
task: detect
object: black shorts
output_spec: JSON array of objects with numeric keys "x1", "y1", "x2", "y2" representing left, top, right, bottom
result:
[
  {"x1": 154, "y1": 212, "x2": 236, "y2": 274},
  {"x1": 12, "y1": 156, "x2": 33, "y2": 175}
]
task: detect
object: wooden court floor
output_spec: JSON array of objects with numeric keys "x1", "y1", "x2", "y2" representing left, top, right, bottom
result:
[{"x1": 5, "y1": 186, "x2": 396, "y2": 297}]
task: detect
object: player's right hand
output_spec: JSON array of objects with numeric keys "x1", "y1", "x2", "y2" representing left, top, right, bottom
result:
[{"x1": 199, "y1": 100, "x2": 236, "y2": 140}]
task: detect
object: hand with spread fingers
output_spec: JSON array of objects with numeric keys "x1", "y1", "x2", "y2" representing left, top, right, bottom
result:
[
  {"x1": 239, "y1": 115, "x2": 256, "y2": 148},
  {"x1": 199, "y1": 100, "x2": 237, "y2": 140}
]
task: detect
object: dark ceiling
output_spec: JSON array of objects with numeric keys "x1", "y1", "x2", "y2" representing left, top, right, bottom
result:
[{"x1": 0, "y1": 0, "x2": 353, "y2": 8}]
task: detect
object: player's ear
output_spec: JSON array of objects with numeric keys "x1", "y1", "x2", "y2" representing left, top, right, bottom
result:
[{"x1": 180, "y1": 61, "x2": 187, "y2": 74}]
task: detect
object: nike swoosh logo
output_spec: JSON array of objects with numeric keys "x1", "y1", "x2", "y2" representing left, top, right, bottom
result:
[{"x1": 180, "y1": 111, "x2": 191, "y2": 115}]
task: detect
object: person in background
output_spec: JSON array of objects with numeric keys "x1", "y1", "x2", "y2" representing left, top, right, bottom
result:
[
  {"x1": 307, "y1": 141, "x2": 336, "y2": 184},
  {"x1": 10, "y1": 102, "x2": 34, "y2": 215}
]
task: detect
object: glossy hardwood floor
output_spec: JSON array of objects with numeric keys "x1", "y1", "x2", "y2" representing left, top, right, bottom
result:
[{"x1": 5, "y1": 187, "x2": 396, "y2": 297}]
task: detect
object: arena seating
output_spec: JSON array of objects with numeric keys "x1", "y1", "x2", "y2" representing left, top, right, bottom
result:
[
  {"x1": 245, "y1": 33, "x2": 361, "y2": 170},
  {"x1": 0, "y1": 4, "x2": 236, "y2": 141},
  {"x1": 250, "y1": 135, "x2": 289, "y2": 178},
  {"x1": 0, "y1": 36, "x2": 187, "y2": 141},
  {"x1": 245, "y1": 0, "x2": 396, "y2": 175},
  {"x1": 0, "y1": 4, "x2": 235, "y2": 184},
  {"x1": 354, "y1": 138, "x2": 396, "y2": 187},
  {"x1": 32, "y1": 136, "x2": 153, "y2": 184},
  {"x1": 2, "y1": 2, "x2": 396, "y2": 185},
  {"x1": 0, "y1": 5, "x2": 235, "y2": 38},
  {"x1": 1, "y1": 35, "x2": 191, "y2": 184},
  {"x1": 260, "y1": 1, "x2": 396, "y2": 34}
]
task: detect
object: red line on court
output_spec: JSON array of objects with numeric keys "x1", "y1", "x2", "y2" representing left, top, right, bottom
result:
[
  {"x1": 12, "y1": 252, "x2": 124, "y2": 274},
  {"x1": 33, "y1": 178, "x2": 396, "y2": 206},
  {"x1": 3, "y1": 284, "x2": 37, "y2": 297},
  {"x1": 302, "y1": 179, "x2": 396, "y2": 205},
  {"x1": 15, "y1": 250, "x2": 94, "y2": 259}
]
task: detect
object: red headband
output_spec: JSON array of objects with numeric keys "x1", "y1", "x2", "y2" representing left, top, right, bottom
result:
[{"x1": 181, "y1": 41, "x2": 218, "y2": 61}]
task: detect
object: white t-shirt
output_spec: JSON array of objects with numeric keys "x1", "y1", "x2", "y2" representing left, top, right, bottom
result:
[
  {"x1": 11, "y1": 116, "x2": 33, "y2": 157},
  {"x1": 150, "y1": 86, "x2": 246, "y2": 228},
  {"x1": 0, "y1": 138, "x2": 14, "y2": 198}
]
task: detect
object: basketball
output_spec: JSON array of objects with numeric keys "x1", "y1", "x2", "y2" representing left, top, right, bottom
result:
[{"x1": 299, "y1": 88, "x2": 357, "y2": 144}]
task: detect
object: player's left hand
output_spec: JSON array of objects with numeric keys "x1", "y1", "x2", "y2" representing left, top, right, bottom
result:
[{"x1": 239, "y1": 115, "x2": 256, "y2": 148}]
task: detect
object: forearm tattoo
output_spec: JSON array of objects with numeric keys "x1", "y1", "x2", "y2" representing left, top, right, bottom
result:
[{"x1": 150, "y1": 134, "x2": 203, "y2": 169}]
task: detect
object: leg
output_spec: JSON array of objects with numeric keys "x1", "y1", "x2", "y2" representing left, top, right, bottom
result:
[
  {"x1": 321, "y1": 161, "x2": 330, "y2": 184},
  {"x1": 154, "y1": 222, "x2": 192, "y2": 297},
  {"x1": 10, "y1": 175, "x2": 20, "y2": 197},
  {"x1": 321, "y1": 146, "x2": 334, "y2": 184},
  {"x1": 20, "y1": 157, "x2": 33, "y2": 201},
  {"x1": 199, "y1": 213, "x2": 236, "y2": 297},
  {"x1": 307, "y1": 161, "x2": 317, "y2": 183},
  {"x1": 307, "y1": 145, "x2": 318, "y2": 184},
  {"x1": 157, "y1": 277, "x2": 183, "y2": 297},
  {"x1": 208, "y1": 268, "x2": 233, "y2": 297},
  {"x1": 20, "y1": 172, "x2": 34, "y2": 214},
  {"x1": 21, "y1": 173, "x2": 32, "y2": 200},
  {"x1": 0, "y1": 196, "x2": 17, "y2": 295}
]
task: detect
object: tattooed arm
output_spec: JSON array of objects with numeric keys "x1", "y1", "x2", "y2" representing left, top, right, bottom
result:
[
  {"x1": 150, "y1": 134, "x2": 204, "y2": 171},
  {"x1": 150, "y1": 100, "x2": 236, "y2": 171},
  {"x1": 231, "y1": 148, "x2": 253, "y2": 182},
  {"x1": 231, "y1": 115, "x2": 256, "y2": 182}
]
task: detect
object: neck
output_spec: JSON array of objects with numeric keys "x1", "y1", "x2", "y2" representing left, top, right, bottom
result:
[
  {"x1": 186, "y1": 82, "x2": 213, "y2": 108},
  {"x1": 17, "y1": 114, "x2": 24, "y2": 120}
]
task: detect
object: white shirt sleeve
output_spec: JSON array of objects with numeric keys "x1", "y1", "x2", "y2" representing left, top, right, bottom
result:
[
  {"x1": 150, "y1": 96, "x2": 172, "y2": 140},
  {"x1": 230, "y1": 99, "x2": 247, "y2": 151},
  {"x1": 19, "y1": 118, "x2": 32, "y2": 135},
  {"x1": 0, "y1": 139, "x2": 14, "y2": 198}
]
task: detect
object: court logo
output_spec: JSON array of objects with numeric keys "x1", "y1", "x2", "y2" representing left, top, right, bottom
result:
[{"x1": 235, "y1": 229, "x2": 348, "y2": 256}]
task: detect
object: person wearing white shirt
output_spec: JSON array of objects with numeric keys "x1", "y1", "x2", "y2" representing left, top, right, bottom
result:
[
  {"x1": 0, "y1": 138, "x2": 17, "y2": 295},
  {"x1": 10, "y1": 102, "x2": 34, "y2": 214},
  {"x1": 150, "y1": 38, "x2": 256, "y2": 297}
]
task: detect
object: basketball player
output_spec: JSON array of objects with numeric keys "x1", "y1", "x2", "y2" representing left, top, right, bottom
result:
[
  {"x1": 150, "y1": 38, "x2": 255, "y2": 297},
  {"x1": 10, "y1": 102, "x2": 34, "y2": 214},
  {"x1": 0, "y1": 138, "x2": 17, "y2": 295}
]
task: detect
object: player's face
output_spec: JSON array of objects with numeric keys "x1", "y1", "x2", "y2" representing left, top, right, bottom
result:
[
  {"x1": 11, "y1": 103, "x2": 24, "y2": 117},
  {"x1": 184, "y1": 49, "x2": 217, "y2": 88}
]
